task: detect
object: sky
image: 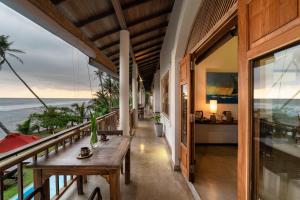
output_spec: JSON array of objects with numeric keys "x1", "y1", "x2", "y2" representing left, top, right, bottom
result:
[
  {"x1": 0, "y1": 2, "x2": 100, "y2": 98},
  {"x1": 253, "y1": 45, "x2": 300, "y2": 99}
]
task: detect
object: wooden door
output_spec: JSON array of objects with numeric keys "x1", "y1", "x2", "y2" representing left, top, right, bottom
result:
[{"x1": 179, "y1": 54, "x2": 195, "y2": 181}]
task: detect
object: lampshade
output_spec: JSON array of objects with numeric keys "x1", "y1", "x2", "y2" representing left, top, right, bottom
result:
[{"x1": 209, "y1": 100, "x2": 218, "y2": 114}]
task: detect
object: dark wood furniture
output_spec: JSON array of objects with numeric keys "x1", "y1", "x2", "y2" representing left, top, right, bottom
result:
[
  {"x1": 28, "y1": 136, "x2": 131, "y2": 200},
  {"x1": 88, "y1": 187, "x2": 103, "y2": 200}
]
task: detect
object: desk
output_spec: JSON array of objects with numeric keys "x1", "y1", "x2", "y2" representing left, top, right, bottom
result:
[
  {"x1": 28, "y1": 136, "x2": 130, "y2": 200},
  {"x1": 195, "y1": 121, "x2": 238, "y2": 144}
]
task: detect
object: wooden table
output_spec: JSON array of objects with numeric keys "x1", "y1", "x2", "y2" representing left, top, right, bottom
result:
[{"x1": 28, "y1": 136, "x2": 131, "y2": 200}]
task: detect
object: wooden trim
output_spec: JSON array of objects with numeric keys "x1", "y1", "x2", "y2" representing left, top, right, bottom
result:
[
  {"x1": 238, "y1": 1, "x2": 250, "y2": 199},
  {"x1": 247, "y1": 24, "x2": 300, "y2": 60}
]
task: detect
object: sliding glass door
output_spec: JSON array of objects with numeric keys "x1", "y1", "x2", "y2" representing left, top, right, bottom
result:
[{"x1": 252, "y1": 44, "x2": 300, "y2": 200}]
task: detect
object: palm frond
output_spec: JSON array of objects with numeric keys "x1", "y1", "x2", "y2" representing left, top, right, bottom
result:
[
  {"x1": 7, "y1": 52, "x2": 23, "y2": 64},
  {"x1": 7, "y1": 48, "x2": 25, "y2": 54}
]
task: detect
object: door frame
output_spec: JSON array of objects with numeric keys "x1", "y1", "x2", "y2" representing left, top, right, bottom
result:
[
  {"x1": 179, "y1": 54, "x2": 195, "y2": 181},
  {"x1": 179, "y1": 2, "x2": 238, "y2": 183}
]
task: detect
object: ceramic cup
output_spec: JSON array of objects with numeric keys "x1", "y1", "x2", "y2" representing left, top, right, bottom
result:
[{"x1": 80, "y1": 147, "x2": 90, "y2": 156}]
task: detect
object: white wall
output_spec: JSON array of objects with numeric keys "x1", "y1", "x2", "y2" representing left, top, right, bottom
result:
[
  {"x1": 160, "y1": 0, "x2": 202, "y2": 167},
  {"x1": 153, "y1": 70, "x2": 161, "y2": 112}
]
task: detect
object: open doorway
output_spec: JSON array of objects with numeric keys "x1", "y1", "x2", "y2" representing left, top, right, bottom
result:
[{"x1": 192, "y1": 36, "x2": 238, "y2": 199}]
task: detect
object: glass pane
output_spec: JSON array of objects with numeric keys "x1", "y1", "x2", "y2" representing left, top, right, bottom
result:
[
  {"x1": 252, "y1": 44, "x2": 300, "y2": 200},
  {"x1": 181, "y1": 84, "x2": 188, "y2": 146}
]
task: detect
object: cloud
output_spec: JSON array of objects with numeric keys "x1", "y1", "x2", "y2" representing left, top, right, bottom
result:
[{"x1": 0, "y1": 3, "x2": 100, "y2": 98}]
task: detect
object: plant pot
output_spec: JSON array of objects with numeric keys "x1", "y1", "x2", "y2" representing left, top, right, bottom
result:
[{"x1": 154, "y1": 123, "x2": 163, "y2": 137}]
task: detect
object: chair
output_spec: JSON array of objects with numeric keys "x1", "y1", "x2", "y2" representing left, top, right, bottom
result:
[{"x1": 88, "y1": 187, "x2": 102, "y2": 200}]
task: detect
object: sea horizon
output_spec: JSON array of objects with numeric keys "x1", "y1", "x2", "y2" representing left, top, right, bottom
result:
[{"x1": 0, "y1": 98, "x2": 91, "y2": 138}]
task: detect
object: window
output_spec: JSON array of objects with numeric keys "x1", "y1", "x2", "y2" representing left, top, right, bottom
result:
[
  {"x1": 252, "y1": 44, "x2": 300, "y2": 199},
  {"x1": 161, "y1": 71, "x2": 169, "y2": 117}
]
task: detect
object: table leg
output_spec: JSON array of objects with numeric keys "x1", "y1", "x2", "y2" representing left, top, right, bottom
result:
[
  {"x1": 43, "y1": 178, "x2": 50, "y2": 200},
  {"x1": 109, "y1": 170, "x2": 120, "y2": 200},
  {"x1": 77, "y1": 175, "x2": 84, "y2": 195},
  {"x1": 125, "y1": 147, "x2": 130, "y2": 184},
  {"x1": 33, "y1": 170, "x2": 50, "y2": 200}
]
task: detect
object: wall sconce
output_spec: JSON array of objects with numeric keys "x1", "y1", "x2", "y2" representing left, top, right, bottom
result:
[{"x1": 209, "y1": 100, "x2": 217, "y2": 122}]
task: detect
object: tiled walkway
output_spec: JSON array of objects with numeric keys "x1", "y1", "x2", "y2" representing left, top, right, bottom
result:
[{"x1": 62, "y1": 119, "x2": 194, "y2": 200}]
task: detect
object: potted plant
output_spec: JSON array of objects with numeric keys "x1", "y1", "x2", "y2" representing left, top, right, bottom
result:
[{"x1": 152, "y1": 112, "x2": 163, "y2": 137}]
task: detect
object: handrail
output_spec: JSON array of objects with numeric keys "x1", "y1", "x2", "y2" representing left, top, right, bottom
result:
[
  {"x1": 0, "y1": 109, "x2": 136, "y2": 200},
  {"x1": 0, "y1": 111, "x2": 117, "y2": 162}
]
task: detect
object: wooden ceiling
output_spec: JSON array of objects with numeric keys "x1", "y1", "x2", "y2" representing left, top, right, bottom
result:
[{"x1": 50, "y1": 0, "x2": 174, "y2": 90}]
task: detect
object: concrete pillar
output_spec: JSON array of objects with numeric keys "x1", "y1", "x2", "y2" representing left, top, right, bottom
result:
[
  {"x1": 119, "y1": 30, "x2": 130, "y2": 135},
  {"x1": 132, "y1": 63, "x2": 138, "y2": 124}
]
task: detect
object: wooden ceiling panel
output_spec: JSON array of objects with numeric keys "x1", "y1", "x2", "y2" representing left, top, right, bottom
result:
[
  {"x1": 55, "y1": 0, "x2": 113, "y2": 23},
  {"x1": 50, "y1": 0, "x2": 175, "y2": 90},
  {"x1": 122, "y1": 0, "x2": 173, "y2": 24}
]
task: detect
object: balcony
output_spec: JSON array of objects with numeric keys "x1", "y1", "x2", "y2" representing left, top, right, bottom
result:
[{"x1": 0, "y1": 111, "x2": 193, "y2": 200}]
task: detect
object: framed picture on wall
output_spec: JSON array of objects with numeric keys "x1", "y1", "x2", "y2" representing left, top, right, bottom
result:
[{"x1": 206, "y1": 72, "x2": 238, "y2": 104}]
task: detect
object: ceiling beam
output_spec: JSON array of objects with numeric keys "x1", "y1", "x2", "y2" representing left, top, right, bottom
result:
[
  {"x1": 137, "y1": 57, "x2": 159, "y2": 65},
  {"x1": 135, "y1": 49, "x2": 161, "y2": 59},
  {"x1": 139, "y1": 61, "x2": 159, "y2": 69},
  {"x1": 91, "y1": 8, "x2": 171, "y2": 42},
  {"x1": 107, "y1": 43, "x2": 161, "y2": 58},
  {"x1": 136, "y1": 53, "x2": 160, "y2": 62},
  {"x1": 136, "y1": 51, "x2": 160, "y2": 61},
  {"x1": 51, "y1": 0, "x2": 68, "y2": 5},
  {"x1": 75, "y1": 0, "x2": 152, "y2": 27},
  {"x1": 5, "y1": 0, "x2": 116, "y2": 73},
  {"x1": 134, "y1": 40, "x2": 163, "y2": 52},
  {"x1": 111, "y1": 0, "x2": 136, "y2": 64},
  {"x1": 135, "y1": 46, "x2": 161, "y2": 57},
  {"x1": 98, "y1": 22, "x2": 167, "y2": 51},
  {"x1": 75, "y1": 9, "x2": 115, "y2": 27},
  {"x1": 132, "y1": 34, "x2": 165, "y2": 49}
]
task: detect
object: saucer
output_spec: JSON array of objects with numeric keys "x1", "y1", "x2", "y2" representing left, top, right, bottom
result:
[
  {"x1": 100, "y1": 138, "x2": 109, "y2": 142},
  {"x1": 76, "y1": 151, "x2": 93, "y2": 159}
]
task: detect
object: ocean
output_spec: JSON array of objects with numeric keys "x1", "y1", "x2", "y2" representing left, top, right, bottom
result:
[{"x1": 0, "y1": 98, "x2": 90, "y2": 138}]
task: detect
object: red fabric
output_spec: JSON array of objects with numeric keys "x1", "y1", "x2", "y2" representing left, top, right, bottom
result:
[{"x1": 0, "y1": 132, "x2": 39, "y2": 153}]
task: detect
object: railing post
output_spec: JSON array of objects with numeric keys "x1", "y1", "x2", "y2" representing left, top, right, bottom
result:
[
  {"x1": 0, "y1": 171, "x2": 4, "y2": 200},
  {"x1": 17, "y1": 163, "x2": 24, "y2": 200}
]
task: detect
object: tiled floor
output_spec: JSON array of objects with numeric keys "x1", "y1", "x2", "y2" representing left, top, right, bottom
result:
[
  {"x1": 193, "y1": 145, "x2": 237, "y2": 200},
  {"x1": 62, "y1": 119, "x2": 194, "y2": 200}
]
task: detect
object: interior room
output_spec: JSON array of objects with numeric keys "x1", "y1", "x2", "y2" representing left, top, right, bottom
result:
[{"x1": 193, "y1": 36, "x2": 238, "y2": 200}]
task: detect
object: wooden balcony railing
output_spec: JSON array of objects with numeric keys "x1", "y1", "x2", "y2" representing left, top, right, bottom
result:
[{"x1": 0, "y1": 109, "x2": 135, "y2": 200}]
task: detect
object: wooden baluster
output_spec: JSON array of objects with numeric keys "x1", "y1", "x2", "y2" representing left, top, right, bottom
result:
[
  {"x1": 55, "y1": 144, "x2": 58, "y2": 153},
  {"x1": 33, "y1": 154, "x2": 37, "y2": 164},
  {"x1": 64, "y1": 175, "x2": 67, "y2": 187},
  {"x1": 45, "y1": 148, "x2": 49, "y2": 158},
  {"x1": 70, "y1": 136, "x2": 73, "y2": 145},
  {"x1": 55, "y1": 175, "x2": 59, "y2": 196},
  {"x1": 63, "y1": 139, "x2": 66, "y2": 148},
  {"x1": 0, "y1": 171, "x2": 4, "y2": 200},
  {"x1": 17, "y1": 163, "x2": 23, "y2": 200}
]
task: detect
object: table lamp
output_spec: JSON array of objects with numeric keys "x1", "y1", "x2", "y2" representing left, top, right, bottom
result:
[{"x1": 209, "y1": 100, "x2": 218, "y2": 122}]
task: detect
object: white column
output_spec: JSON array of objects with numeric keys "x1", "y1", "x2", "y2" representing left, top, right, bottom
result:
[
  {"x1": 132, "y1": 63, "x2": 138, "y2": 124},
  {"x1": 119, "y1": 30, "x2": 130, "y2": 135}
]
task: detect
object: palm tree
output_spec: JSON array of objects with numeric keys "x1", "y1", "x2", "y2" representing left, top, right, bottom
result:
[
  {"x1": 0, "y1": 35, "x2": 48, "y2": 109},
  {"x1": 0, "y1": 121, "x2": 10, "y2": 135},
  {"x1": 71, "y1": 102, "x2": 88, "y2": 123},
  {"x1": 0, "y1": 35, "x2": 48, "y2": 134}
]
